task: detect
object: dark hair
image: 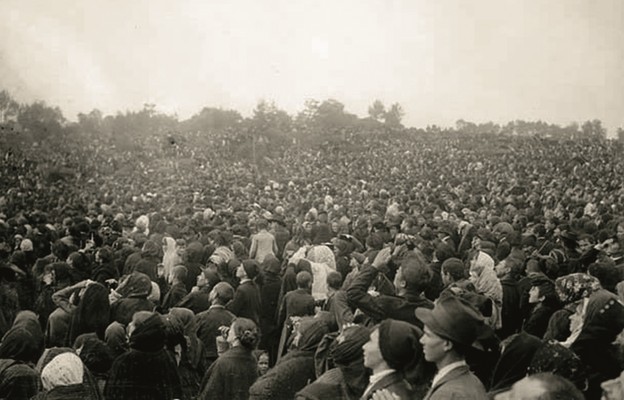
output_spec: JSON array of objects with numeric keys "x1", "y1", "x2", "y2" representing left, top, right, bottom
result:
[
  {"x1": 400, "y1": 254, "x2": 432, "y2": 293},
  {"x1": 525, "y1": 372, "x2": 584, "y2": 400},
  {"x1": 326, "y1": 271, "x2": 342, "y2": 290},
  {"x1": 232, "y1": 318, "x2": 259, "y2": 350},
  {"x1": 296, "y1": 270, "x2": 313, "y2": 289},
  {"x1": 441, "y1": 258, "x2": 466, "y2": 282}
]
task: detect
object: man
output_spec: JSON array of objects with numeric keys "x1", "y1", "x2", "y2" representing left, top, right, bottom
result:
[
  {"x1": 416, "y1": 294, "x2": 488, "y2": 400},
  {"x1": 346, "y1": 247, "x2": 433, "y2": 327},
  {"x1": 226, "y1": 260, "x2": 262, "y2": 325},
  {"x1": 194, "y1": 282, "x2": 236, "y2": 368},
  {"x1": 177, "y1": 269, "x2": 220, "y2": 314},
  {"x1": 440, "y1": 257, "x2": 475, "y2": 296}
]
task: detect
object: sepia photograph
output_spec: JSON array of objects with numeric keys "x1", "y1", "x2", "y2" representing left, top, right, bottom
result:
[{"x1": 0, "y1": 1, "x2": 623, "y2": 399}]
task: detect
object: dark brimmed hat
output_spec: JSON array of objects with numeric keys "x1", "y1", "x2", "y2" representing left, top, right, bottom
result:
[{"x1": 415, "y1": 294, "x2": 487, "y2": 346}]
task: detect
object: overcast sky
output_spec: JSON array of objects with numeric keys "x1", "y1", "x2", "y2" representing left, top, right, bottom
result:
[{"x1": 1, "y1": 0, "x2": 622, "y2": 133}]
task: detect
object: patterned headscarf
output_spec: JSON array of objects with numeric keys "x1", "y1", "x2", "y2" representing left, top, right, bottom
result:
[
  {"x1": 41, "y1": 352, "x2": 85, "y2": 390},
  {"x1": 555, "y1": 273, "x2": 602, "y2": 305}
]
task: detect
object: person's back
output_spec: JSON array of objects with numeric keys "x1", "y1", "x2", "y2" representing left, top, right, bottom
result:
[
  {"x1": 105, "y1": 312, "x2": 182, "y2": 400},
  {"x1": 250, "y1": 220, "x2": 277, "y2": 263},
  {"x1": 195, "y1": 282, "x2": 236, "y2": 366}
]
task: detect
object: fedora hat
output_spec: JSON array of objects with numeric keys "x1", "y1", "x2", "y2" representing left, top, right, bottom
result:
[{"x1": 415, "y1": 293, "x2": 487, "y2": 346}]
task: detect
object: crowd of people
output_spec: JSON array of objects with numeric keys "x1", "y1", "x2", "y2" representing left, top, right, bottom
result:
[{"x1": 1, "y1": 128, "x2": 624, "y2": 399}]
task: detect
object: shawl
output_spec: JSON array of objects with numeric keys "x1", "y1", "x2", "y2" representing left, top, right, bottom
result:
[
  {"x1": 41, "y1": 353, "x2": 84, "y2": 391},
  {"x1": 469, "y1": 251, "x2": 503, "y2": 328},
  {"x1": 555, "y1": 273, "x2": 601, "y2": 305},
  {"x1": 0, "y1": 311, "x2": 44, "y2": 364},
  {"x1": 162, "y1": 237, "x2": 182, "y2": 283}
]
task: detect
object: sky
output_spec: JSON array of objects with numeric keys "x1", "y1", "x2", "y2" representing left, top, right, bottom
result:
[{"x1": 1, "y1": 0, "x2": 623, "y2": 134}]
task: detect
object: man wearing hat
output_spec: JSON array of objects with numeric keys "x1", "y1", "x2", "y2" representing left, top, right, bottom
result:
[
  {"x1": 416, "y1": 295, "x2": 488, "y2": 400},
  {"x1": 226, "y1": 260, "x2": 262, "y2": 325}
]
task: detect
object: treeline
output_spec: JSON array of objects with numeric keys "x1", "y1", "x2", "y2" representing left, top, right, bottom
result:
[{"x1": 0, "y1": 89, "x2": 621, "y2": 147}]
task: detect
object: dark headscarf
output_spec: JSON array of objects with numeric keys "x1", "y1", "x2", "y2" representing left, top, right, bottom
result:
[
  {"x1": 297, "y1": 317, "x2": 330, "y2": 352},
  {"x1": 116, "y1": 272, "x2": 152, "y2": 299},
  {"x1": 0, "y1": 310, "x2": 44, "y2": 364},
  {"x1": 330, "y1": 325, "x2": 370, "y2": 364},
  {"x1": 129, "y1": 313, "x2": 166, "y2": 353},
  {"x1": 67, "y1": 282, "x2": 111, "y2": 345},
  {"x1": 489, "y1": 332, "x2": 543, "y2": 393},
  {"x1": 528, "y1": 340, "x2": 587, "y2": 391}
]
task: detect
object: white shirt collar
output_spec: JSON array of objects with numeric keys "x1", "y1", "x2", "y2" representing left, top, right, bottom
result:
[
  {"x1": 362, "y1": 369, "x2": 396, "y2": 399},
  {"x1": 432, "y1": 360, "x2": 467, "y2": 388}
]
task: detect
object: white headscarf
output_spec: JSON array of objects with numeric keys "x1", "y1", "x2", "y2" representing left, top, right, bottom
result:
[{"x1": 41, "y1": 353, "x2": 84, "y2": 391}]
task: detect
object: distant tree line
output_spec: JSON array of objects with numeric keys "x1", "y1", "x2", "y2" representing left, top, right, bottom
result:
[{"x1": 0, "y1": 89, "x2": 620, "y2": 147}]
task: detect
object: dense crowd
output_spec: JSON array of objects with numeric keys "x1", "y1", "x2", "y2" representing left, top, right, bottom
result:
[{"x1": 1, "y1": 129, "x2": 624, "y2": 400}]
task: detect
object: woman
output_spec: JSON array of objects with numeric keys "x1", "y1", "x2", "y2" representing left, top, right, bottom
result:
[
  {"x1": 66, "y1": 281, "x2": 110, "y2": 345},
  {"x1": 198, "y1": 317, "x2": 259, "y2": 400},
  {"x1": 109, "y1": 272, "x2": 155, "y2": 325},
  {"x1": 488, "y1": 332, "x2": 543, "y2": 396},
  {"x1": 469, "y1": 250, "x2": 503, "y2": 329},
  {"x1": 544, "y1": 273, "x2": 600, "y2": 341},
  {"x1": 104, "y1": 311, "x2": 182, "y2": 400},
  {"x1": 0, "y1": 310, "x2": 45, "y2": 399},
  {"x1": 250, "y1": 317, "x2": 330, "y2": 400},
  {"x1": 167, "y1": 308, "x2": 207, "y2": 400},
  {"x1": 33, "y1": 352, "x2": 101, "y2": 400}
]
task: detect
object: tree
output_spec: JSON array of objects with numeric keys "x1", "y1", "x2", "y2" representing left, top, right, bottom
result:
[
  {"x1": 0, "y1": 90, "x2": 19, "y2": 124},
  {"x1": 368, "y1": 100, "x2": 385, "y2": 122},
  {"x1": 17, "y1": 101, "x2": 66, "y2": 141},
  {"x1": 581, "y1": 119, "x2": 606, "y2": 139},
  {"x1": 182, "y1": 107, "x2": 242, "y2": 132},
  {"x1": 249, "y1": 100, "x2": 292, "y2": 139},
  {"x1": 384, "y1": 103, "x2": 404, "y2": 128},
  {"x1": 617, "y1": 127, "x2": 624, "y2": 142}
]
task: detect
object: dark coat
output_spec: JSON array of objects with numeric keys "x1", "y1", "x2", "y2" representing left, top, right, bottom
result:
[
  {"x1": 177, "y1": 287, "x2": 212, "y2": 314},
  {"x1": 110, "y1": 297, "x2": 154, "y2": 325},
  {"x1": 249, "y1": 349, "x2": 317, "y2": 400},
  {"x1": 104, "y1": 314, "x2": 182, "y2": 400},
  {"x1": 278, "y1": 288, "x2": 316, "y2": 327},
  {"x1": 346, "y1": 264, "x2": 433, "y2": 327},
  {"x1": 197, "y1": 346, "x2": 258, "y2": 400},
  {"x1": 194, "y1": 306, "x2": 236, "y2": 364},
  {"x1": 161, "y1": 282, "x2": 188, "y2": 313},
  {"x1": 498, "y1": 275, "x2": 522, "y2": 340},
  {"x1": 226, "y1": 280, "x2": 261, "y2": 325},
  {"x1": 0, "y1": 360, "x2": 40, "y2": 400}
]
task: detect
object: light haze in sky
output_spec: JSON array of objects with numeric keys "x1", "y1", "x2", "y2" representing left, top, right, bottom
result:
[{"x1": 1, "y1": 0, "x2": 622, "y2": 133}]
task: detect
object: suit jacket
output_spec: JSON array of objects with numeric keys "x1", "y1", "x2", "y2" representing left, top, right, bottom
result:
[
  {"x1": 226, "y1": 280, "x2": 262, "y2": 325},
  {"x1": 195, "y1": 306, "x2": 236, "y2": 362},
  {"x1": 424, "y1": 365, "x2": 487, "y2": 400},
  {"x1": 360, "y1": 371, "x2": 413, "y2": 400}
]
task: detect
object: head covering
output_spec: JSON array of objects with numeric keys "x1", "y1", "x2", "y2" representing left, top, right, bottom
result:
[
  {"x1": 555, "y1": 273, "x2": 601, "y2": 305},
  {"x1": 104, "y1": 322, "x2": 128, "y2": 358},
  {"x1": 0, "y1": 311, "x2": 44, "y2": 364},
  {"x1": 41, "y1": 352, "x2": 85, "y2": 391},
  {"x1": 307, "y1": 245, "x2": 337, "y2": 270},
  {"x1": 19, "y1": 238, "x2": 33, "y2": 252},
  {"x1": 528, "y1": 340, "x2": 586, "y2": 391},
  {"x1": 262, "y1": 254, "x2": 281, "y2": 275},
  {"x1": 79, "y1": 336, "x2": 115, "y2": 376},
  {"x1": 115, "y1": 272, "x2": 152, "y2": 298},
  {"x1": 378, "y1": 319, "x2": 423, "y2": 372},
  {"x1": 297, "y1": 317, "x2": 330, "y2": 352},
  {"x1": 489, "y1": 332, "x2": 544, "y2": 393},
  {"x1": 36, "y1": 347, "x2": 74, "y2": 373},
  {"x1": 129, "y1": 313, "x2": 166, "y2": 353},
  {"x1": 168, "y1": 307, "x2": 195, "y2": 335},
  {"x1": 415, "y1": 294, "x2": 488, "y2": 347},
  {"x1": 242, "y1": 260, "x2": 260, "y2": 280},
  {"x1": 330, "y1": 325, "x2": 370, "y2": 364},
  {"x1": 470, "y1": 251, "x2": 503, "y2": 304},
  {"x1": 68, "y1": 282, "x2": 111, "y2": 345}
]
